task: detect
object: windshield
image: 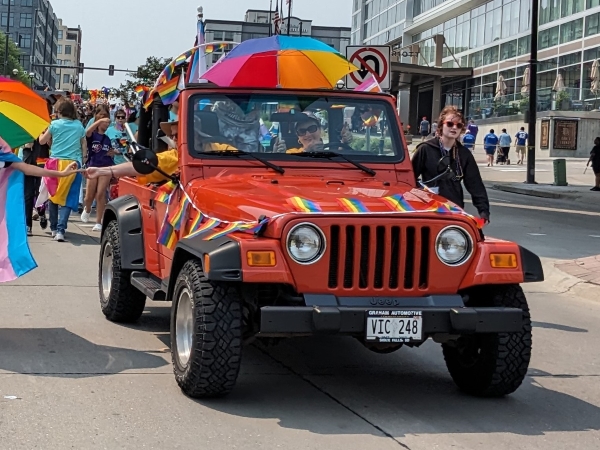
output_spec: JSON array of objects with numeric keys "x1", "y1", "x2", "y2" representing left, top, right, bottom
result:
[{"x1": 187, "y1": 93, "x2": 404, "y2": 162}]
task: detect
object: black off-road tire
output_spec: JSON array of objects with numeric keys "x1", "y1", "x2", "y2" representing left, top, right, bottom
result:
[
  {"x1": 171, "y1": 259, "x2": 242, "y2": 398},
  {"x1": 442, "y1": 284, "x2": 532, "y2": 397},
  {"x1": 99, "y1": 221, "x2": 147, "y2": 323}
]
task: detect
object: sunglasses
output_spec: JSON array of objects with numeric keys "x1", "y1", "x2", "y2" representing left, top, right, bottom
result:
[
  {"x1": 445, "y1": 121, "x2": 464, "y2": 129},
  {"x1": 296, "y1": 124, "x2": 319, "y2": 136},
  {"x1": 116, "y1": 116, "x2": 126, "y2": 119}
]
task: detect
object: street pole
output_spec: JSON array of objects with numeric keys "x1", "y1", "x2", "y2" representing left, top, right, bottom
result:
[
  {"x1": 3, "y1": 0, "x2": 11, "y2": 76},
  {"x1": 526, "y1": 0, "x2": 539, "y2": 184},
  {"x1": 268, "y1": 0, "x2": 272, "y2": 37},
  {"x1": 287, "y1": 0, "x2": 291, "y2": 36}
]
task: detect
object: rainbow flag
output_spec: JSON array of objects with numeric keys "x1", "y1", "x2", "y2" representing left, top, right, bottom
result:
[
  {"x1": 41, "y1": 159, "x2": 82, "y2": 210},
  {"x1": 135, "y1": 85, "x2": 149, "y2": 96},
  {"x1": 204, "y1": 222, "x2": 241, "y2": 241},
  {"x1": 381, "y1": 194, "x2": 414, "y2": 212},
  {"x1": 186, "y1": 217, "x2": 220, "y2": 239},
  {"x1": 157, "y1": 220, "x2": 177, "y2": 250},
  {"x1": 0, "y1": 137, "x2": 37, "y2": 282},
  {"x1": 354, "y1": 73, "x2": 383, "y2": 93},
  {"x1": 337, "y1": 198, "x2": 369, "y2": 213},
  {"x1": 167, "y1": 197, "x2": 189, "y2": 231},
  {"x1": 286, "y1": 197, "x2": 322, "y2": 213},
  {"x1": 155, "y1": 181, "x2": 177, "y2": 203},
  {"x1": 156, "y1": 75, "x2": 180, "y2": 106}
]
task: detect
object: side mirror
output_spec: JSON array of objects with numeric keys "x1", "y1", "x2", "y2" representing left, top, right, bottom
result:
[{"x1": 132, "y1": 148, "x2": 159, "y2": 175}]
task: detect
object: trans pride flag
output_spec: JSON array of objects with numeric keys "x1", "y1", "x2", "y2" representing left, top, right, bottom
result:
[{"x1": 0, "y1": 137, "x2": 37, "y2": 282}]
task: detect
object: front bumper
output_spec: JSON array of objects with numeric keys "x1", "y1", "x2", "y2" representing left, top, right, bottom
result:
[{"x1": 259, "y1": 294, "x2": 524, "y2": 337}]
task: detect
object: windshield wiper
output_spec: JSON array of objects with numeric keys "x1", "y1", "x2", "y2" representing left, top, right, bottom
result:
[
  {"x1": 293, "y1": 151, "x2": 376, "y2": 176},
  {"x1": 196, "y1": 149, "x2": 285, "y2": 174}
]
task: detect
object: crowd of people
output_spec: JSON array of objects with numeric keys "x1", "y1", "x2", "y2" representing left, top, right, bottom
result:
[{"x1": 19, "y1": 96, "x2": 141, "y2": 241}]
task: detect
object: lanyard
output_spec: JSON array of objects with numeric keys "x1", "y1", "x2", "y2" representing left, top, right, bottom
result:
[{"x1": 437, "y1": 138, "x2": 464, "y2": 181}]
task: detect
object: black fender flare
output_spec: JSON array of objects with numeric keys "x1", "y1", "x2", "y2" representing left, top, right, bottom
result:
[
  {"x1": 167, "y1": 235, "x2": 242, "y2": 300},
  {"x1": 520, "y1": 245, "x2": 544, "y2": 283},
  {"x1": 101, "y1": 195, "x2": 145, "y2": 271}
]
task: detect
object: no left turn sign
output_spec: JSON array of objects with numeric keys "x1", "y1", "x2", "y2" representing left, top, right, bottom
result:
[{"x1": 345, "y1": 45, "x2": 391, "y2": 90}]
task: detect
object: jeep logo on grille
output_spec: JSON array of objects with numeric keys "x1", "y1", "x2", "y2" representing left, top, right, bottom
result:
[{"x1": 370, "y1": 298, "x2": 400, "y2": 306}]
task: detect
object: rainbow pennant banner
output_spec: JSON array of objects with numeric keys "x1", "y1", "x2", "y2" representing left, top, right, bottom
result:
[
  {"x1": 286, "y1": 197, "x2": 322, "y2": 213},
  {"x1": 156, "y1": 75, "x2": 180, "y2": 106},
  {"x1": 167, "y1": 197, "x2": 190, "y2": 231},
  {"x1": 185, "y1": 217, "x2": 221, "y2": 239},
  {"x1": 155, "y1": 180, "x2": 177, "y2": 203},
  {"x1": 337, "y1": 198, "x2": 369, "y2": 213}
]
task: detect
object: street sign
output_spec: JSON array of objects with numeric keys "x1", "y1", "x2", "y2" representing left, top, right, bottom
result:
[{"x1": 345, "y1": 46, "x2": 391, "y2": 90}]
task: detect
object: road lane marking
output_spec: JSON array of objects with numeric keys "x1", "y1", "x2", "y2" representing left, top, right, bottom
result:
[
  {"x1": 528, "y1": 233, "x2": 547, "y2": 236},
  {"x1": 466, "y1": 200, "x2": 600, "y2": 217},
  {"x1": 590, "y1": 235, "x2": 600, "y2": 238}
]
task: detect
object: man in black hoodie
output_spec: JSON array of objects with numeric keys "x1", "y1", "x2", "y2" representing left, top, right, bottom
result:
[{"x1": 411, "y1": 106, "x2": 490, "y2": 223}]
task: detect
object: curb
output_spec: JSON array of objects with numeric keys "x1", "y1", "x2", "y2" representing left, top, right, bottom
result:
[{"x1": 487, "y1": 183, "x2": 582, "y2": 200}]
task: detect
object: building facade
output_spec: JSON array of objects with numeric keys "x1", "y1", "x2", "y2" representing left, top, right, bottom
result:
[
  {"x1": 204, "y1": 9, "x2": 351, "y2": 68},
  {"x1": 55, "y1": 18, "x2": 81, "y2": 91},
  {"x1": 352, "y1": 0, "x2": 600, "y2": 122},
  {"x1": 0, "y1": 0, "x2": 59, "y2": 89}
]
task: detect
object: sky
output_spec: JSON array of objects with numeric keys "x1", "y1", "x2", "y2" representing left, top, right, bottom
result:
[{"x1": 49, "y1": 0, "x2": 353, "y2": 89}]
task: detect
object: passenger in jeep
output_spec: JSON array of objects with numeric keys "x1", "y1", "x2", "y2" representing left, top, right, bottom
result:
[{"x1": 84, "y1": 118, "x2": 238, "y2": 183}]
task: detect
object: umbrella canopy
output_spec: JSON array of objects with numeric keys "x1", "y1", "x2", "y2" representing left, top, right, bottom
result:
[
  {"x1": 552, "y1": 72, "x2": 565, "y2": 92},
  {"x1": 0, "y1": 77, "x2": 51, "y2": 149},
  {"x1": 521, "y1": 67, "x2": 530, "y2": 95},
  {"x1": 591, "y1": 60, "x2": 600, "y2": 96},
  {"x1": 200, "y1": 36, "x2": 359, "y2": 89},
  {"x1": 494, "y1": 75, "x2": 507, "y2": 100}
]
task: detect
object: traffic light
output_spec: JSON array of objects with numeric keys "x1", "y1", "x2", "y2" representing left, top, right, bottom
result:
[
  {"x1": 78, "y1": 63, "x2": 84, "y2": 74},
  {"x1": 108, "y1": 65, "x2": 115, "y2": 76}
]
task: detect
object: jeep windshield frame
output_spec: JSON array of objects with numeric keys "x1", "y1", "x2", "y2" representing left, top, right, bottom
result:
[{"x1": 185, "y1": 89, "x2": 405, "y2": 164}]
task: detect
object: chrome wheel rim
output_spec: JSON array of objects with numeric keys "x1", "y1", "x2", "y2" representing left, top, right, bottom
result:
[
  {"x1": 175, "y1": 287, "x2": 194, "y2": 367},
  {"x1": 101, "y1": 242, "x2": 113, "y2": 299}
]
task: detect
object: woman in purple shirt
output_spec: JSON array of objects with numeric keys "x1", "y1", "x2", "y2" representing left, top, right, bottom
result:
[{"x1": 81, "y1": 111, "x2": 115, "y2": 232}]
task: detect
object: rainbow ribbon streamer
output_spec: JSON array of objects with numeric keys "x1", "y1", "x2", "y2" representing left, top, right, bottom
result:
[
  {"x1": 204, "y1": 222, "x2": 242, "y2": 241},
  {"x1": 155, "y1": 181, "x2": 177, "y2": 203},
  {"x1": 186, "y1": 217, "x2": 220, "y2": 239},
  {"x1": 167, "y1": 197, "x2": 190, "y2": 231},
  {"x1": 185, "y1": 211, "x2": 204, "y2": 236},
  {"x1": 381, "y1": 194, "x2": 414, "y2": 212},
  {"x1": 337, "y1": 198, "x2": 369, "y2": 213},
  {"x1": 286, "y1": 197, "x2": 322, "y2": 213}
]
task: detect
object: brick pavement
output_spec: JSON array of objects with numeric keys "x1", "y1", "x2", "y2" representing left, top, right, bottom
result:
[{"x1": 555, "y1": 255, "x2": 600, "y2": 286}]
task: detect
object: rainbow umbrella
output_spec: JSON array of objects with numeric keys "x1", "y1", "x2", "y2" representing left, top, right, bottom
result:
[
  {"x1": 0, "y1": 77, "x2": 51, "y2": 149},
  {"x1": 200, "y1": 36, "x2": 359, "y2": 89}
]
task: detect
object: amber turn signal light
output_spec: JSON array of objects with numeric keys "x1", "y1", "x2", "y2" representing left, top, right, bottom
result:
[
  {"x1": 204, "y1": 254, "x2": 211, "y2": 273},
  {"x1": 247, "y1": 251, "x2": 276, "y2": 267},
  {"x1": 490, "y1": 253, "x2": 518, "y2": 268}
]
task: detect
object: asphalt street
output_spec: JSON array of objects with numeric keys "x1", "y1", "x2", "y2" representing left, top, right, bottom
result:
[{"x1": 1, "y1": 188, "x2": 599, "y2": 450}]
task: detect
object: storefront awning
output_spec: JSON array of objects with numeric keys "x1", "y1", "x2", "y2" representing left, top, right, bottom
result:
[{"x1": 391, "y1": 62, "x2": 473, "y2": 90}]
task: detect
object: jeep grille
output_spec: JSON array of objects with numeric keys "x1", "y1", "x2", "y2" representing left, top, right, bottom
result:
[{"x1": 327, "y1": 225, "x2": 431, "y2": 291}]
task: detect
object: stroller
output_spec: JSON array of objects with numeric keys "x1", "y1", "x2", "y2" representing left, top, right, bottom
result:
[{"x1": 495, "y1": 146, "x2": 510, "y2": 165}]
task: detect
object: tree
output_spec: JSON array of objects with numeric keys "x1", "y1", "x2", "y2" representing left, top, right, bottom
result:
[
  {"x1": 0, "y1": 32, "x2": 30, "y2": 85},
  {"x1": 113, "y1": 56, "x2": 173, "y2": 104}
]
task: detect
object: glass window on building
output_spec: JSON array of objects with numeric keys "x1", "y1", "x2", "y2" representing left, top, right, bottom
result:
[
  {"x1": 483, "y1": 46, "x2": 499, "y2": 66},
  {"x1": 62, "y1": 74, "x2": 70, "y2": 84},
  {"x1": 65, "y1": 45, "x2": 72, "y2": 55},
  {"x1": 19, "y1": 13, "x2": 32, "y2": 28},
  {"x1": 587, "y1": 0, "x2": 600, "y2": 8},
  {"x1": 1, "y1": 12, "x2": 14, "y2": 27},
  {"x1": 539, "y1": 26, "x2": 559, "y2": 49},
  {"x1": 562, "y1": 64, "x2": 582, "y2": 89},
  {"x1": 517, "y1": 36, "x2": 530, "y2": 55},
  {"x1": 500, "y1": 40, "x2": 517, "y2": 60},
  {"x1": 520, "y1": 0, "x2": 531, "y2": 33},
  {"x1": 560, "y1": 18, "x2": 583, "y2": 43},
  {"x1": 469, "y1": 51, "x2": 483, "y2": 68},
  {"x1": 57, "y1": 44, "x2": 62, "y2": 54},
  {"x1": 584, "y1": 47, "x2": 600, "y2": 61},
  {"x1": 1, "y1": 0, "x2": 15, "y2": 4},
  {"x1": 559, "y1": 52, "x2": 582, "y2": 66},
  {"x1": 540, "y1": 0, "x2": 560, "y2": 25},
  {"x1": 18, "y1": 33, "x2": 31, "y2": 48},
  {"x1": 539, "y1": 57, "x2": 558, "y2": 71},
  {"x1": 57, "y1": 30, "x2": 63, "y2": 40},
  {"x1": 537, "y1": 71, "x2": 556, "y2": 89},
  {"x1": 586, "y1": 12, "x2": 600, "y2": 36},
  {"x1": 561, "y1": 0, "x2": 584, "y2": 17}
]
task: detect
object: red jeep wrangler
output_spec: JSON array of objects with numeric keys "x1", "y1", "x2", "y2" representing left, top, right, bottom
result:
[{"x1": 99, "y1": 86, "x2": 543, "y2": 399}]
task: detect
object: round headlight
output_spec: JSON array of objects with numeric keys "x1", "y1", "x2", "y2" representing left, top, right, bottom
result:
[
  {"x1": 435, "y1": 227, "x2": 472, "y2": 266},
  {"x1": 287, "y1": 224, "x2": 325, "y2": 264}
]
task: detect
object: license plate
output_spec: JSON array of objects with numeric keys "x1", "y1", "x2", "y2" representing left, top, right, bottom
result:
[{"x1": 365, "y1": 310, "x2": 423, "y2": 343}]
